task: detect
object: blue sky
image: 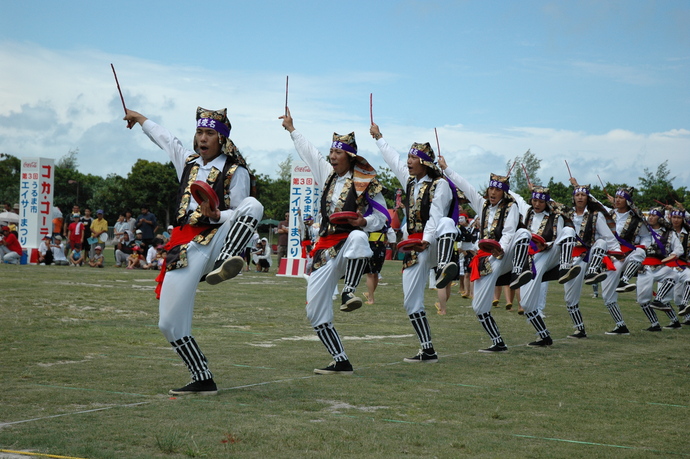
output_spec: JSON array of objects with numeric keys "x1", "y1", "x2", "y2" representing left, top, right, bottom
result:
[{"x1": 1, "y1": 1, "x2": 688, "y2": 190}]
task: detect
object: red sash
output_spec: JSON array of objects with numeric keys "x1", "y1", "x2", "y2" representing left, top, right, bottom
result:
[
  {"x1": 469, "y1": 249, "x2": 493, "y2": 282},
  {"x1": 572, "y1": 246, "x2": 615, "y2": 271},
  {"x1": 309, "y1": 233, "x2": 350, "y2": 258},
  {"x1": 155, "y1": 225, "x2": 213, "y2": 299}
]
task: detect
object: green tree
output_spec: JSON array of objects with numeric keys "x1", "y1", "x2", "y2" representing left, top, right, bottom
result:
[
  {"x1": 0, "y1": 153, "x2": 20, "y2": 206},
  {"x1": 506, "y1": 149, "x2": 541, "y2": 199},
  {"x1": 254, "y1": 173, "x2": 290, "y2": 221},
  {"x1": 636, "y1": 161, "x2": 687, "y2": 210},
  {"x1": 124, "y1": 159, "x2": 178, "y2": 227},
  {"x1": 276, "y1": 154, "x2": 293, "y2": 181}
]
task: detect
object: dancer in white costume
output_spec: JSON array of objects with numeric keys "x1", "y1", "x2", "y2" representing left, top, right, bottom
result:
[
  {"x1": 125, "y1": 107, "x2": 263, "y2": 395},
  {"x1": 370, "y1": 123, "x2": 458, "y2": 362},
  {"x1": 280, "y1": 108, "x2": 388, "y2": 375}
]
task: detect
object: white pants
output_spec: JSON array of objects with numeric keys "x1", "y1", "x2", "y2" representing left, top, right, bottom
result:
[
  {"x1": 637, "y1": 264, "x2": 675, "y2": 304},
  {"x1": 564, "y1": 239, "x2": 608, "y2": 306},
  {"x1": 520, "y1": 226, "x2": 575, "y2": 313},
  {"x1": 673, "y1": 268, "x2": 690, "y2": 304},
  {"x1": 158, "y1": 197, "x2": 263, "y2": 342},
  {"x1": 472, "y1": 227, "x2": 531, "y2": 314},
  {"x1": 402, "y1": 217, "x2": 458, "y2": 315},
  {"x1": 306, "y1": 230, "x2": 372, "y2": 327},
  {"x1": 1, "y1": 246, "x2": 21, "y2": 264}
]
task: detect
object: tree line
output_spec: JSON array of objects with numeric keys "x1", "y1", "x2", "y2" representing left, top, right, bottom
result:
[{"x1": 0, "y1": 150, "x2": 686, "y2": 227}]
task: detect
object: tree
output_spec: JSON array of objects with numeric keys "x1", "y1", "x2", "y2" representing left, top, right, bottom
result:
[
  {"x1": 276, "y1": 154, "x2": 293, "y2": 181},
  {"x1": 57, "y1": 148, "x2": 79, "y2": 170},
  {"x1": 0, "y1": 153, "x2": 20, "y2": 206},
  {"x1": 506, "y1": 149, "x2": 541, "y2": 199},
  {"x1": 375, "y1": 167, "x2": 403, "y2": 209},
  {"x1": 124, "y1": 159, "x2": 178, "y2": 227},
  {"x1": 254, "y1": 173, "x2": 290, "y2": 221},
  {"x1": 636, "y1": 161, "x2": 686, "y2": 209}
]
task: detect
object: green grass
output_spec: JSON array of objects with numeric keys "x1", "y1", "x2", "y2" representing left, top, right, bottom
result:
[{"x1": 0, "y1": 254, "x2": 688, "y2": 458}]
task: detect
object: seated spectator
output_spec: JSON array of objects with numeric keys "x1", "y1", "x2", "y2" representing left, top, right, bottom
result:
[
  {"x1": 69, "y1": 243, "x2": 85, "y2": 266},
  {"x1": 51, "y1": 236, "x2": 69, "y2": 266},
  {"x1": 89, "y1": 245, "x2": 105, "y2": 268},
  {"x1": 0, "y1": 226, "x2": 22, "y2": 264},
  {"x1": 252, "y1": 237, "x2": 271, "y2": 273},
  {"x1": 156, "y1": 249, "x2": 167, "y2": 270},
  {"x1": 39, "y1": 235, "x2": 54, "y2": 265},
  {"x1": 133, "y1": 229, "x2": 149, "y2": 254},
  {"x1": 127, "y1": 246, "x2": 146, "y2": 269},
  {"x1": 115, "y1": 231, "x2": 134, "y2": 267}
]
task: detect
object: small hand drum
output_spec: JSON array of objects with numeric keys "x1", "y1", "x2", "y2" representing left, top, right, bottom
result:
[
  {"x1": 478, "y1": 239, "x2": 501, "y2": 253},
  {"x1": 531, "y1": 233, "x2": 546, "y2": 246},
  {"x1": 397, "y1": 238, "x2": 424, "y2": 253},
  {"x1": 190, "y1": 181, "x2": 219, "y2": 212},
  {"x1": 329, "y1": 211, "x2": 359, "y2": 225}
]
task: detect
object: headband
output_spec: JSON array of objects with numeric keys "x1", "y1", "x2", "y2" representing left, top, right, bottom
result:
[
  {"x1": 532, "y1": 191, "x2": 551, "y2": 201},
  {"x1": 197, "y1": 118, "x2": 230, "y2": 138},
  {"x1": 331, "y1": 140, "x2": 357, "y2": 154},
  {"x1": 488, "y1": 179, "x2": 509, "y2": 192}
]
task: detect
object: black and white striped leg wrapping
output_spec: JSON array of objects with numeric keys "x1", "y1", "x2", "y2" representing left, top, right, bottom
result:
[
  {"x1": 512, "y1": 239, "x2": 529, "y2": 274},
  {"x1": 171, "y1": 336, "x2": 213, "y2": 382},
  {"x1": 640, "y1": 302, "x2": 659, "y2": 326},
  {"x1": 409, "y1": 311, "x2": 433, "y2": 350},
  {"x1": 605, "y1": 302, "x2": 625, "y2": 326},
  {"x1": 558, "y1": 237, "x2": 576, "y2": 270},
  {"x1": 525, "y1": 310, "x2": 550, "y2": 338},
  {"x1": 342, "y1": 258, "x2": 367, "y2": 294},
  {"x1": 655, "y1": 279, "x2": 675, "y2": 303},
  {"x1": 566, "y1": 303, "x2": 585, "y2": 331},
  {"x1": 587, "y1": 247, "x2": 606, "y2": 274},
  {"x1": 621, "y1": 260, "x2": 641, "y2": 283},
  {"x1": 436, "y1": 233, "x2": 456, "y2": 269},
  {"x1": 215, "y1": 216, "x2": 258, "y2": 262},
  {"x1": 314, "y1": 323, "x2": 348, "y2": 362},
  {"x1": 477, "y1": 312, "x2": 503, "y2": 345}
]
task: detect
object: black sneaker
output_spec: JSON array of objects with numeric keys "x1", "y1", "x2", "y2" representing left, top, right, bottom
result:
[
  {"x1": 528, "y1": 336, "x2": 553, "y2": 347},
  {"x1": 584, "y1": 271, "x2": 606, "y2": 285},
  {"x1": 644, "y1": 324, "x2": 662, "y2": 332},
  {"x1": 435, "y1": 262, "x2": 459, "y2": 289},
  {"x1": 205, "y1": 256, "x2": 244, "y2": 285},
  {"x1": 558, "y1": 265, "x2": 582, "y2": 284},
  {"x1": 663, "y1": 321, "x2": 682, "y2": 330},
  {"x1": 340, "y1": 291, "x2": 363, "y2": 312},
  {"x1": 567, "y1": 330, "x2": 587, "y2": 339},
  {"x1": 510, "y1": 270, "x2": 533, "y2": 290},
  {"x1": 678, "y1": 304, "x2": 690, "y2": 316},
  {"x1": 649, "y1": 300, "x2": 672, "y2": 312},
  {"x1": 403, "y1": 349, "x2": 439, "y2": 363},
  {"x1": 615, "y1": 280, "x2": 636, "y2": 293},
  {"x1": 605, "y1": 325, "x2": 630, "y2": 335},
  {"x1": 682, "y1": 319, "x2": 690, "y2": 326},
  {"x1": 479, "y1": 342, "x2": 508, "y2": 353},
  {"x1": 169, "y1": 378, "x2": 218, "y2": 396},
  {"x1": 313, "y1": 360, "x2": 353, "y2": 375}
]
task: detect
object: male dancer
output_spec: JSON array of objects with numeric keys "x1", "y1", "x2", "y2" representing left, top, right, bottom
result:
[
  {"x1": 639, "y1": 207, "x2": 683, "y2": 330},
  {"x1": 124, "y1": 107, "x2": 263, "y2": 395},
  {"x1": 670, "y1": 208, "x2": 690, "y2": 320},
  {"x1": 566, "y1": 180, "x2": 628, "y2": 335},
  {"x1": 439, "y1": 158, "x2": 538, "y2": 352},
  {"x1": 280, "y1": 108, "x2": 388, "y2": 374},
  {"x1": 510, "y1": 186, "x2": 583, "y2": 337},
  {"x1": 370, "y1": 123, "x2": 458, "y2": 362}
]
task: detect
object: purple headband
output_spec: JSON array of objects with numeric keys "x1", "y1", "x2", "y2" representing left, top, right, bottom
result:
[
  {"x1": 331, "y1": 140, "x2": 357, "y2": 155},
  {"x1": 488, "y1": 179, "x2": 509, "y2": 192},
  {"x1": 409, "y1": 147, "x2": 434, "y2": 163},
  {"x1": 197, "y1": 118, "x2": 230, "y2": 138},
  {"x1": 573, "y1": 186, "x2": 589, "y2": 196},
  {"x1": 671, "y1": 210, "x2": 686, "y2": 218},
  {"x1": 649, "y1": 209, "x2": 664, "y2": 218},
  {"x1": 532, "y1": 191, "x2": 550, "y2": 201},
  {"x1": 616, "y1": 189, "x2": 632, "y2": 202}
]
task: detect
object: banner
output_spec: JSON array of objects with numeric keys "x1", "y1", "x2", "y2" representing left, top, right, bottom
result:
[{"x1": 19, "y1": 158, "x2": 54, "y2": 251}]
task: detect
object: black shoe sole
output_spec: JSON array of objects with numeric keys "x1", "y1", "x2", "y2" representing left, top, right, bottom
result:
[
  {"x1": 558, "y1": 265, "x2": 582, "y2": 284},
  {"x1": 435, "y1": 263, "x2": 458, "y2": 289},
  {"x1": 615, "y1": 284, "x2": 636, "y2": 293},
  {"x1": 584, "y1": 272, "x2": 607, "y2": 285},
  {"x1": 510, "y1": 271, "x2": 532, "y2": 290},
  {"x1": 205, "y1": 257, "x2": 244, "y2": 285},
  {"x1": 340, "y1": 298, "x2": 363, "y2": 312}
]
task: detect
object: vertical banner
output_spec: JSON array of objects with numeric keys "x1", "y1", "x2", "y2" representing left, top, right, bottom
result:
[
  {"x1": 277, "y1": 160, "x2": 320, "y2": 277},
  {"x1": 19, "y1": 158, "x2": 54, "y2": 254}
]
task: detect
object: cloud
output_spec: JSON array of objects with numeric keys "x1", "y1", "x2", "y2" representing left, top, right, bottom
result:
[{"x1": 0, "y1": 41, "x2": 688, "y2": 193}]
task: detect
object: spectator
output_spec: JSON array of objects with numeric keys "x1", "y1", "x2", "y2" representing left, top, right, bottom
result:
[
  {"x1": 113, "y1": 213, "x2": 129, "y2": 252},
  {"x1": 51, "y1": 235, "x2": 69, "y2": 266},
  {"x1": 63, "y1": 205, "x2": 80, "y2": 236},
  {"x1": 276, "y1": 211, "x2": 289, "y2": 264},
  {"x1": 115, "y1": 231, "x2": 134, "y2": 267},
  {"x1": 52, "y1": 206, "x2": 64, "y2": 238},
  {"x1": 157, "y1": 249, "x2": 167, "y2": 270},
  {"x1": 3, "y1": 203, "x2": 11, "y2": 213},
  {"x1": 89, "y1": 245, "x2": 105, "y2": 268},
  {"x1": 69, "y1": 243, "x2": 85, "y2": 267},
  {"x1": 80, "y1": 208, "x2": 94, "y2": 256},
  {"x1": 0, "y1": 226, "x2": 22, "y2": 264},
  {"x1": 144, "y1": 238, "x2": 163, "y2": 269},
  {"x1": 38, "y1": 235, "x2": 54, "y2": 265},
  {"x1": 252, "y1": 237, "x2": 271, "y2": 272},
  {"x1": 127, "y1": 245, "x2": 145, "y2": 269},
  {"x1": 90, "y1": 209, "x2": 109, "y2": 259},
  {"x1": 67, "y1": 214, "x2": 84, "y2": 254},
  {"x1": 245, "y1": 231, "x2": 260, "y2": 271},
  {"x1": 133, "y1": 229, "x2": 148, "y2": 254},
  {"x1": 135, "y1": 205, "x2": 157, "y2": 246},
  {"x1": 125, "y1": 210, "x2": 136, "y2": 233}
]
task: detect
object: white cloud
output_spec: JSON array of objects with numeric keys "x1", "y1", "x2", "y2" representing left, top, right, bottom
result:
[{"x1": 1, "y1": 41, "x2": 688, "y2": 193}]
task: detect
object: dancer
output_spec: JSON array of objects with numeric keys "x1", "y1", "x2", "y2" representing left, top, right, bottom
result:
[
  {"x1": 124, "y1": 107, "x2": 263, "y2": 395},
  {"x1": 669, "y1": 207, "x2": 690, "y2": 321},
  {"x1": 370, "y1": 123, "x2": 458, "y2": 361},
  {"x1": 280, "y1": 108, "x2": 388, "y2": 374}
]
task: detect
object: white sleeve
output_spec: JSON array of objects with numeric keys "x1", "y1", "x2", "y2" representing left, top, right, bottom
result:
[
  {"x1": 424, "y1": 179, "x2": 452, "y2": 243},
  {"x1": 289, "y1": 130, "x2": 332, "y2": 187},
  {"x1": 595, "y1": 214, "x2": 621, "y2": 252},
  {"x1": 498, "y1": 205, "x2": 520, "y2": 250},
  {"x1": 376, "y1": 138, "x2": 410, "y2": 185},
  {"x1": 141, "y1": 119, "x2": 193, "y2": 179},
  {"x1": 362, "y1": 191, "x2": 389, "y2": 233},
  {"x1": 508, "y1": 190, "x2": 529, "y2": 218},
  {"x1": 668, "y1": 231, "x2": 683, "y2": 257},
  {"x1": 443, "y1": 167, "x2": 484, "y2": 215},
  {"x1": 636, "y1": 222, "x2": 652, "y2": 247}
]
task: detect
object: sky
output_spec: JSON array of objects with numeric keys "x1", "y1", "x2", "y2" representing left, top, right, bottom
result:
[{"x1": 1, "y1": 0, "x2": 689, "y2": 192}]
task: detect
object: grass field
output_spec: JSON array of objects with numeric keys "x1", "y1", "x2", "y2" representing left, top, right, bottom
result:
[{"x1": 0, "y1": 254, "x2": 688, "y2": 458}]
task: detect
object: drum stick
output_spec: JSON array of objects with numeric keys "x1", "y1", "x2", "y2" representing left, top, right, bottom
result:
[
  {"x1": 369, "y1": 93, "x2": 373, "y2": 125},
  {"x1": 564, "y1": 159, "x2": 572, "y2": 179},
  {"x1": 285, "y1": 76, "x2": 289, "y2": 116},
  {"x1": 111, "y1": 64, "x2": 134, "y2": 129},
  {"x1": 434, "y1": 128, "x2": 441, "y2": 155}
]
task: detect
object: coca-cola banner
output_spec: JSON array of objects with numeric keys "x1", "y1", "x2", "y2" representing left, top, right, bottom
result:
[
  {"x1": 19, "y1": 157, "x2": 54, "y2": 250},
  {"x1": 287, "y1": 160, "x2": 320, "y2": 259}
]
